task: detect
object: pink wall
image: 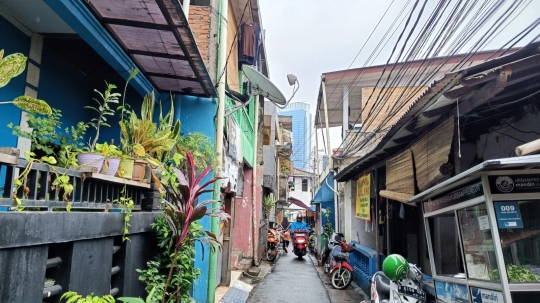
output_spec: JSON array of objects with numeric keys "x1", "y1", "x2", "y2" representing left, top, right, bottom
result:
[{"x1": 232, "y1": 168, "x2": 253, "y2": 258}]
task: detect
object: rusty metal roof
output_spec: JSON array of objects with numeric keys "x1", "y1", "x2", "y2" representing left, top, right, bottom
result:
[{"x1": 86, "y1": 0, "x2": 215, "y2": 97}]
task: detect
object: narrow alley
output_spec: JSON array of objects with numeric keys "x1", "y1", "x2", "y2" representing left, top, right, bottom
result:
[{"x1": 247, "y1": 247, "x2": 331, "y2": 303}]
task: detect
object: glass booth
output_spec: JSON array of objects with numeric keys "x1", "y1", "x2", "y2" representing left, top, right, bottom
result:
[{"x1": 408, "y1": 156, "x2": 540, "y2": 303}]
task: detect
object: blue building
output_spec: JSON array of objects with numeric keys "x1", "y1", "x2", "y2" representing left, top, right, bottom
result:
[{"x1": 279, "y1": 102, "x2": 312, "y2": 171}]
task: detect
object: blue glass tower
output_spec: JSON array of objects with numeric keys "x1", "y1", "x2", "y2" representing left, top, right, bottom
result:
[{"x1": 279, "y1": 102, "x2": 312, "y2": 171}]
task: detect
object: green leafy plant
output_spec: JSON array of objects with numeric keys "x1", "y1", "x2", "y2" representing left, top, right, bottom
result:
[
  {"x1": 8, "y1": 108, "x2": 88, "y2": 168},
  {"x1": 174, "y1": 132, "x2": 214, "y2": 171},
  {"x1": 112, "y1": 185, "x2": 135, "y2": 242},
  {"x1": 0, "y1": 50, "x2": 52, "y2": 114},
  {"x1": 60, "y1": 292, "x2": 115, "y2": 303},
  {"x1": 263, "y1": 194, "x2": 277, "y2": 216},
  {"x1": 137, "y1": 217, "x2": 203, "y2": 303},
  {"x1": 86, "y1": 83, "x2": 120, "y2": 152},
  {"x1": 490, "y1": 265, "x2": 540, "y2": 282},
  {"x1": 13, "y1": 151, "x2": 74, "y2": 210},
  {"x1": 323, "y1": 209, "x2": 334, "y2": 235}
]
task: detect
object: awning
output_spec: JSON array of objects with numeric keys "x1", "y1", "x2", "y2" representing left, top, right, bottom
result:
[
  {"x1": 312, "y1": 172, "x2": 335, "y2": 204},
  {"x1": 86, "y1": 0, "x2": 215, "y2": 97},
  {"x1": 289, "y1": 197, "x2": 311, "y2": 211}
]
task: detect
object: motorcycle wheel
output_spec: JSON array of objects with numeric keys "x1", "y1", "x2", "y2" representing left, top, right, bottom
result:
[
  {"x1": 266, "y1": 247, "x2": 277, "y2": 261},
  {"x1": 331, "y1": 267, "x2": 352, "y2": 290}
]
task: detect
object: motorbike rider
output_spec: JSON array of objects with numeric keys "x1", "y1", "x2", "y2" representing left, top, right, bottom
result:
[{"x1": 290, "y1": 214, "x2": 310, "y2": 238}]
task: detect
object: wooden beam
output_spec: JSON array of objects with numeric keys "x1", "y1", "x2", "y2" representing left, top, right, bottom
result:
[
  {"x1": 102, "y1": 17, "x2": 171, "y2": 31},
  {"x1": 145, "y1": 72, "x2": 199, "y2": 82},
  {"x1": 128, "y1": 49, "x2": 187, "y2": 61}
]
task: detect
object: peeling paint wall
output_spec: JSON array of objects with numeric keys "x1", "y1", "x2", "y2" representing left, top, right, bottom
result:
[{"x1": 232, "y1": 167, "x2": 254, "y2": 258}]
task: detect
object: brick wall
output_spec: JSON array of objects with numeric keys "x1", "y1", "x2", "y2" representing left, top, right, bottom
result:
[{"x1": 189, "y1": 6, "x2": 212, "y2": 66}]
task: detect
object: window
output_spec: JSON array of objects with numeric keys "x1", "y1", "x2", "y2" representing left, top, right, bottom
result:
[
  {"x1": 457, "y1": 203, "x2": 500, "y2": 281},
  {"x1": 495, "y1": 200, "x2": 540, "y2": 283},
  {"x1": 302, "y1": 179, "x2": 308, "y2": 192},
  {"x1": 428, "y1": 211, "x2": 465, "y2": 277}
]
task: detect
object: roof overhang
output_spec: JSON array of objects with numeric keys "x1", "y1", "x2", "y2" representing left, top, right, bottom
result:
[
  {"x1": 335, "y1": 43, "x2": 540, "y2": 182},
  {"x1": 288, "y1": 197, "x2": 311, "y2": 210},
  {"x1": 85, "y1": 0, "x2": 216, "y2": 97},
  {"x1": 315, "y1": 48, "x2": 520, "y2": 129}
]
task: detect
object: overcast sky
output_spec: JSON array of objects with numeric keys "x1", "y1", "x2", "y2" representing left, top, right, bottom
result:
[{"x1": 258, "y1": 0, "x2": 540, "y2": 165}]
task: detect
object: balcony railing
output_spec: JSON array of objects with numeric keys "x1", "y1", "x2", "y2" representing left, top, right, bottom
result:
[{"x1": 0, "y1": 156, "x2": 157, "y2": 211}]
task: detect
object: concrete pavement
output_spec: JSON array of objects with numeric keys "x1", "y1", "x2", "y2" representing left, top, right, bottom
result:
[{"x1": 247, "y1": 245, "x2": 331, "y2": 303}]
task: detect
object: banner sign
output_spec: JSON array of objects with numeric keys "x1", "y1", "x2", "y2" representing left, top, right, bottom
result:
[
  {"x1": 424, "y1": 182, "x2": 483, "y2": 213},
  {"x1": 489, "y1": 174, "x2": 540, "y2": 194},
  {"x1": 356, "y1": 174, "x2": 371, "y2": 220},
  {"x1": 471, "y1": 287, "x2": 504, "y2": 303},
  {"x1": 494, "y1": 201, "x2": 523, "y2": 229}
]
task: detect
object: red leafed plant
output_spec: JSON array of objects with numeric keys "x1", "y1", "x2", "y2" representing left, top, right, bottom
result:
[{"x1": 160, "y1": 152, "x2": 229, "y2": 303}]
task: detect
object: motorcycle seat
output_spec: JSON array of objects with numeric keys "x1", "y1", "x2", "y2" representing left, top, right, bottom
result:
[{"x1": 373, "y1": 271, "x2": 390, "y2": 301}]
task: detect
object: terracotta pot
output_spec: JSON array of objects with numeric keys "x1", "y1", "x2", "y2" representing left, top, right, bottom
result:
[
  {"x1": 77, "y1": 153, "x2": 105, "y2": 172},
  {"x1": 102, "y1": 157, "x2": 121, "y2": 176},
  {"x1": 132, "y1": 160, "x2": 147, "y2": 181},
  {"x1": 117, "y1": 157, "x2": 135, "y2": 179}
]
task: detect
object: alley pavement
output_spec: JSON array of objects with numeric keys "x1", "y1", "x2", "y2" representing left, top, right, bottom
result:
[{"x1": 247, "y1": 244, "x2": 331, "y2": 303}]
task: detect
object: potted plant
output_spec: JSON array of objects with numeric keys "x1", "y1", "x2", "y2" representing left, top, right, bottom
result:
[
  {"x1": 78, "y1": 83, "x2": 120, "y2": 172},
  {"x1": 119, "y1": 95, "x2": 177, "y2": 181},
  {"x1": 95, "y1": 142, "x2": 122, "y2": 176}
]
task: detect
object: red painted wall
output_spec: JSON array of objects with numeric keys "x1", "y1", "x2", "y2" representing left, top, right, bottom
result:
[{"x1": 232, "y1": 167, "x2": 253, "y2": 258}]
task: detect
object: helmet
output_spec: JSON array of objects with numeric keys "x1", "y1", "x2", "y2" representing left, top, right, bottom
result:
[
  {"x1": 382, "y1": 254, "x2": 409, "y2": 281},
  {"x1": 296, "y1": 214, "x2": 303, "y2": 222}
]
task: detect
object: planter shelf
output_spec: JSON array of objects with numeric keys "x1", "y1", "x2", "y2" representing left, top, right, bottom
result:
[
  {"x1": 0, "y1": 148, "x2": 19, "y2": 165},
  {"x1": 82, "y1": 172, "x2": 151, "y2": 189}
]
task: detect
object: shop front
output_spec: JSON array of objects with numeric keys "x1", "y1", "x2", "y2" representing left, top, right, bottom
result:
[{"x1": 408, "y1": 155, "x2": 540, "y2": 303}]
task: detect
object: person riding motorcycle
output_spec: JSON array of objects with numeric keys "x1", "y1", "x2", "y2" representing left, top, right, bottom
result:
[{"x1": 290, "y1": 214, "x2": 310, "y2": 238}]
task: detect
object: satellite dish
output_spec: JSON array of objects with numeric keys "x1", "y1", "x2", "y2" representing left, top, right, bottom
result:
[
  {"x1": 225, "y1": 66, "x2": 299, "y2": 117},
  {"x1": 242, "y1": 65, "x2": 287, "y2": 105}
]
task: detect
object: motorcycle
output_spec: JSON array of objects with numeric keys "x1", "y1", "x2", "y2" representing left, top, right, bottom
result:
[
  {"x1": 323, "y1": 233, "x2": 354, "y2": 290},
  {"x1": 291, "y1": 229, "x2": 309, "y2": 259},
  {"x1": 322, "y1": 232, "x2": 344, "y2": 266},
  {"x1": 308, "y1": 230, "x2": 316, "y2": 253},
  {"x1": 266, "y1": 224, "x2": 282, "y2": 262},
  {"x1": 369, "y1": 256, "x2": 427, "y2": 303}
]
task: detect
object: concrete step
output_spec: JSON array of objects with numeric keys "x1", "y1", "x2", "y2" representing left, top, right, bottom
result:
[
  {"x1": 247, "y1": 266, "x2": 261, "y2": 277},
  {"x1": 231, "y1": 250, "x2": 243, "y2": 269},
  {"x1": 235, "y1": 257, "x2": 252, "y2": 272}
]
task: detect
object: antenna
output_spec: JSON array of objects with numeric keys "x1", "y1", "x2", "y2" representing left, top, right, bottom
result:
[{"x1": 225, "y1": 66, "x2": 299, "y2": 117}]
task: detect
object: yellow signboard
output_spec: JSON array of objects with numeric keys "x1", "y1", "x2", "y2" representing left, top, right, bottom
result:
[{"x1": 355, "y1": 174, "x2": 371, "y2": 220}]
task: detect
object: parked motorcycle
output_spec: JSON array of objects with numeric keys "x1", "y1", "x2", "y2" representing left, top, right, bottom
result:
[
  {"x1": 308, "y1": 230, "x2": 316, "y2": 253},
  {"x1": 292, "y1": 229, "x2": 309, "y2": 259},
  {"x1": 322, "y1": 232, "x2": 344, "y2": 266},
  {"x1": 369, "y1": 254, "x2": 427, "y2": 303},
  {"x1": 266, "y1": 224, "x2": 282, "y2": 261},
  {"x1": 323, "y1": 233, "x2": 354, "y2": 290}
]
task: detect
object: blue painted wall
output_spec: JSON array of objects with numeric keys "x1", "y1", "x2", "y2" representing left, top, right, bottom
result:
[
  {"x1": 0, "y1": 16, "x2": 30, "y2": 148},
  {"x1": 177, "y1": 95, "x2": 216, "y2": 303}
]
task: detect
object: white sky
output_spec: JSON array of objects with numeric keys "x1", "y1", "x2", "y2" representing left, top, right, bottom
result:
[{"x1": 258, "y1": 0, "x2": 540, "y2": 163}]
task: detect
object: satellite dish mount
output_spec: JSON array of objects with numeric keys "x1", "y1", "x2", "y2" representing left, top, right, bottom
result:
[{"x1": 225, "y1": 66, "x2": 299, "y2": 117}]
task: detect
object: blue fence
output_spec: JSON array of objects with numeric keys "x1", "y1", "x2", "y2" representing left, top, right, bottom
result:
[{"x1": 349, "y1": 242, "x2": 385, "y2": 292}]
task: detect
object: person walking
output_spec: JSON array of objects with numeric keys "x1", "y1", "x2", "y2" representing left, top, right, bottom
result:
[{"x1": 281, "y1": 216, "x2": 291, "y2": 254}]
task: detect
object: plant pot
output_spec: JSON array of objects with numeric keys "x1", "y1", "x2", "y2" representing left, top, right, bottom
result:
[
  {"x1": 77, "y1": 152, "x2": 105, "y2": 172},
  {"x1": 132, "y1": 160, "x2": 147, "y2": 182},
  {"x1": 102, "y1": 157, "x2": 121, "y2": 176},
  {"x1": 117, "y1": 157, "x2": 135, "y2": 179},
  {"x1": 44, "y1": 280, "x2": 55, "y2": 288}
]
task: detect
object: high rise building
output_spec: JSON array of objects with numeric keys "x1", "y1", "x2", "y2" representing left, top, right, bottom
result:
[{"x1": 279, "y1": 102, "x2": 312, "y2": 171}]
